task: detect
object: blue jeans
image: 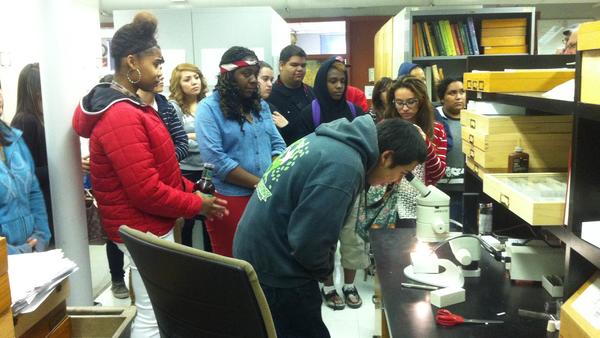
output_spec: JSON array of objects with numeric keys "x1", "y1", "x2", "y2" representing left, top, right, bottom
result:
[{"x1": 261, "y1": 281, "x2": 330, "y2": 338}]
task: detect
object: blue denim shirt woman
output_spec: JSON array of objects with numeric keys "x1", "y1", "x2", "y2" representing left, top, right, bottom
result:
[
  {"x1": 0, "y1": 122, "x2": 51, "y2": 254},
  {"x1": 196, "y1": 91, "x2": 286, "y2": 196}
]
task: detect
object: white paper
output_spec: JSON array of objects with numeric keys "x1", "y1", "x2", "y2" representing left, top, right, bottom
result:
[
  {"x1": 364, "y1": 85, "x2": 374, "y2": 100},
  {"x1": 581, "y1": 221, "x2": 600, "y2": 249},
  {"x1": 542, "y1": 79, "x2": 575, "y2": 102},
  {"x1": 572, "y1": 276, "x2": 600, "y2": 329},
  {"x1": 8, "y1": 249, "x2": 78, "y2": 315}
]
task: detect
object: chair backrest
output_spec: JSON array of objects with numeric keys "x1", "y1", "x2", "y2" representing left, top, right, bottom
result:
[{"x1": 119, "y1": 226, "x2": 277, "y2": 338}]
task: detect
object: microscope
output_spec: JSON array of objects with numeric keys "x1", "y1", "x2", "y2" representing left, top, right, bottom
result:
[{"x1": 403, "y1": 173, "x2": 481, "y2": 288}]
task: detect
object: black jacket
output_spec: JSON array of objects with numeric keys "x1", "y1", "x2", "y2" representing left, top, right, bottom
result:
[{"x1": 267, "y1": 78, "x2": 315, "y2": 145}]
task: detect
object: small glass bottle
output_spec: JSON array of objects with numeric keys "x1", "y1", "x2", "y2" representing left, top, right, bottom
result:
[
  {"x1": 194, "y1": 163, "x2": 216, "y2": 195},
  {"x1": 478, "y1": 203, "x2": 493, "y2": 235},
  {"x1": 507, "y1": 146, "x2": 529, "y2": 173}
]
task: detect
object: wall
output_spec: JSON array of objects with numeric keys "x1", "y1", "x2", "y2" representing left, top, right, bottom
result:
[
  {"x1": 114, "y1": 7, "x2": 289, "y2": 89},
  {"x1": 347, "y1": 16, "x2": 390, "y2": 91}
]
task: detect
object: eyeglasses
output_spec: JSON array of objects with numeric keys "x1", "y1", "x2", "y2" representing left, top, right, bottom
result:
[{"x1": 393, "y1": 98, "x2": 419, "y2": 109}]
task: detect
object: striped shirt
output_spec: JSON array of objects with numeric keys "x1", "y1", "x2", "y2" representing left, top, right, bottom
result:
[
  {"x1": 425, "y1": 122, "x2": 448, "y2": 185},
  {"x1": 155, "y1": 94, "x2": 189, "y2": 162}
]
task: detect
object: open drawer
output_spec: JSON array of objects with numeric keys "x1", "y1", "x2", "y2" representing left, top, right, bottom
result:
[{"x1": 482, "y1": 172, "x2": 567, "y2": 226}]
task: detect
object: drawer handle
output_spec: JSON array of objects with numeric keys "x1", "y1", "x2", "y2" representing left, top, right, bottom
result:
[
  {"x1": 468, "y1": 134, "x2": 474, "y2": 144},
  {"x1": 467, "y1": 80, "x2": 472, "y2": 89},
  {"x1": 469, "y1": 149, "x2": 475, "y2": 159},
  {"x1": 478, "y1": 80, "x2": 484, "y2": 90},
  {"x1": 499, "y1": 193, "x2": 510, "y2": 208},
  {"x1": 474, "y1": 165, "x2": 479, "y2": 174},
  {"x1": 470, "y1": 119, "x2": 476, "y2": 129}
]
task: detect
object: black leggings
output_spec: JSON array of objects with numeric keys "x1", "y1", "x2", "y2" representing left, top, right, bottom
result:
[{"x1": 106, "y1": 240, "x2": 125, "y2": 282}]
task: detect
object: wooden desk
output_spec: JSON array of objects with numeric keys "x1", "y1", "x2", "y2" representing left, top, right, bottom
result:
[{"x1": 371, "y1": 228, "x2": 557, "y2": 338}]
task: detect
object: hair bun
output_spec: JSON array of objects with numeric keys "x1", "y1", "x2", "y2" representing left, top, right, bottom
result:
[{"x1": 132, "y1": 11, "x2": 158, "y2": 38}]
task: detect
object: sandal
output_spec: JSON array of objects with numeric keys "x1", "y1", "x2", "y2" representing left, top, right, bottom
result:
[
  {"x1": 343, "y1": 286, "x2": 363, "y2": 309},
  {"x1": 322, "y1": 288, "x2": 345, "y2": 310}
]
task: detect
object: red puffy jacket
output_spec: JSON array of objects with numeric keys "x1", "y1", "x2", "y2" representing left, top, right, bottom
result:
[{"x1": 73, "y1": 84, "x2": 202, "y2": 243}]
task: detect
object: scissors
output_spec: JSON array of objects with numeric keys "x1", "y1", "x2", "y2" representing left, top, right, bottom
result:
[{"x1": 436, "y1": 309, "x2": 504, "y2": 326}]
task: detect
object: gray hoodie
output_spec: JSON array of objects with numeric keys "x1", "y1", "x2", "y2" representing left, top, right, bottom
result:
[{"x1": 233, "y1": 115, "x2": 378, "y2": 288}]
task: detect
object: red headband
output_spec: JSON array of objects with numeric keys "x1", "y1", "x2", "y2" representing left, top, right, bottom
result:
[{"x1": 219, "y1": 59, "x2": 258, "y2": 74}]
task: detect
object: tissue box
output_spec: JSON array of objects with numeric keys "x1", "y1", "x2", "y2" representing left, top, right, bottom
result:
[{"x1": 542, "y1": 275, "x2": 564, "y2": 298}]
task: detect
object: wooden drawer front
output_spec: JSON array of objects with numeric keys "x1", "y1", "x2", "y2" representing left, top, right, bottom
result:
[
  {"x1": 0, "y1": 238, "x2": 7, "y2": 275},
  {"x1": 581, "y1": 50, "x2": 600, "y2": 105},
  {"x1": 483, "y1": 173, "x2": 566, "y2": 225},
  {"x1": 0, "y1": 310, "x2": 15, "y2": 338},
  {"x1": 465, "y1": 158, "x2": 503, "y2": 179},
  {"x1": 462, "y1": 142, "x2": 569, "y2": 169},
  {"x1": 0, "y1": 273, "x2": 10, "y2": 314},
  {"x1": 461, "y1": 129, "x2": 571, "y2": 152},
  {"x1": 464, "y1": 70, "x2": 574, "y2": 93},
  {"x1": 48, "y1": 316, "x2": 72, "y2": 338},
  {"x1": 460, "y1": 110, "x2": 572, "y2": 134}
]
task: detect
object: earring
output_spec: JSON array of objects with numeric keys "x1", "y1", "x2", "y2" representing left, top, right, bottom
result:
[{"x1": 127, "y1": 68, "x2": 141, "y2": 84}]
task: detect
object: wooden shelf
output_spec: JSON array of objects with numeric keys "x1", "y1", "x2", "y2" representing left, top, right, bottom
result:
[
  {"x1": 413, "y1": 56, "x2": 468, "y2": 61},
  {"x1": 545, "y1": 227, "x2": 600, "y2": 271},
  {"x1": 467, "y1": 91, "x2": 575, "y2": 115}
]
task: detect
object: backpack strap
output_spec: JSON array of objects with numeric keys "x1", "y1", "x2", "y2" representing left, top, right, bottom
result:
[{"x1": 311, "y1": 99, "x2": 321, "y2": 128}]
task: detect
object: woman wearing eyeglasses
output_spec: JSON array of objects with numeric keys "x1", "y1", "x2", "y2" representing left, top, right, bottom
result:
[{"x1": 383, "y1": 75, "x2": 447, "y2": 227}]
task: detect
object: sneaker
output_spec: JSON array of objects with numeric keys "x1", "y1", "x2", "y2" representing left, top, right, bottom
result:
[
  {"x1": 342, "y1": 286, "x2": 363, "y2": 309},
  {"x1": 322, "y1": 288, "x2": 345, "y2": 310},
  {"x1": 111, "y1": 280, "x2": 129, "y2": 299}
]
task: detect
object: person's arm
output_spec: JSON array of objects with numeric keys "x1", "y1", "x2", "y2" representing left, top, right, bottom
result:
[
  {"x1": 225, "y1": 167, "x2": 260, "y2": 189},
  {"x1": 101, "y1": 107, "x2": 203, "y2": 219},
  {"x1": 425, "y1": 123, "x2": 448, "y2": 185},
  {"x1": 287, "y1": 183, "x2": 355, "y2": 280},
  {"x1": 263, "y1": 102, "x2": 287, "y2": 156},
  {"x1": 166, "y1": 107, "x2": 189, "y2": 162}
]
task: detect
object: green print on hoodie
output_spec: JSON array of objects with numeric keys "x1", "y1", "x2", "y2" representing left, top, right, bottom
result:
[{"x1": 256, "y1": 138, "x2": 311, "y2": 202}]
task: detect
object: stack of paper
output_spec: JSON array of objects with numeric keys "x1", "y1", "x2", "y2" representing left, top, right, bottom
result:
[{"x1": 8, "y1": 249, "x2": 78, "y2": 315}]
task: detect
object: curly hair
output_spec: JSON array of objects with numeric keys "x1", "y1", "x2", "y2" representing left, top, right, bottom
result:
[
  {"x1": 110, "y1": 12, "x2": 159, "y2": 71},
  {"x1": 169, "y1": 63, "x2": 208, "y2": 115},
  {"x1": 215, "y1": 46, "x2": 262, "y2": 130},
  {"x1": 384, "y1": 75, "x2": 434, "y2": 138}
]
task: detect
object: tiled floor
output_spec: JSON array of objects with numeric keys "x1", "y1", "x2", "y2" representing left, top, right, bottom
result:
[{"x1": 90, "y1": 241, "x2": 377, "y2": 337}]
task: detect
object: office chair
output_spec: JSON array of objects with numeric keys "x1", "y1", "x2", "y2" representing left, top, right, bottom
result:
[{"x1": 119, "y1": 225, "x2": 277, "y2": 338}]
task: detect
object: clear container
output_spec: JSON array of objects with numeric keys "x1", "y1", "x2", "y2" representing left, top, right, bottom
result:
[{"x1": 478, "y1": 203, "x2": 493, "y2": 235}]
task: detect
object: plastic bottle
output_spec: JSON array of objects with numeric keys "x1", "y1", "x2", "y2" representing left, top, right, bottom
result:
[{"x1": 507, "y1": 146, "x2": 529, "y2": 173}]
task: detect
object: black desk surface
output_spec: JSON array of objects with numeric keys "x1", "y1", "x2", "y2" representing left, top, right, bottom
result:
[{"x1": 371, "y1": 228, "x2": 557, "y2": 338}]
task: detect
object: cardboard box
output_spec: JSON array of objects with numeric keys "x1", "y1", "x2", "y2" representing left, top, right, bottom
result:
[
  {"x1": 560, "y1": 272, "x2": 600, "y2": 338},
  {"x1": 464, "y1": 69, "x2": 574, "y2": 93}
]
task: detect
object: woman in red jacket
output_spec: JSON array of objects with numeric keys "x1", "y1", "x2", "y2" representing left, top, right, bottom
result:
[
  {"x1": 384, "y1": 75, "x2": 447, "y2": 227},
  {"x1": 72, "y1": 12, "x2": 227, "y2": 338}
]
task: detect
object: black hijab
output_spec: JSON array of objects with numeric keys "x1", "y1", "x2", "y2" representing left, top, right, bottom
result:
[{"x1": 313, "y1": 56, "x2": 353, "y2": 124}]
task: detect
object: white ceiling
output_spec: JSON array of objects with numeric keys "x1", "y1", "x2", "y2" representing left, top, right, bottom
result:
[{"x1": 99, "y1": 0, "x2": 600, "y2": 20}]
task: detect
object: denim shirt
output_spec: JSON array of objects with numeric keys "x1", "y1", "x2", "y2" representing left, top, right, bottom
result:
[
  {"x1": 0, "y1": 124, "x2": 51, "y2": 254},
  {"x1": 195, "y1": 92, "x2": 286, "y2": 196}
]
